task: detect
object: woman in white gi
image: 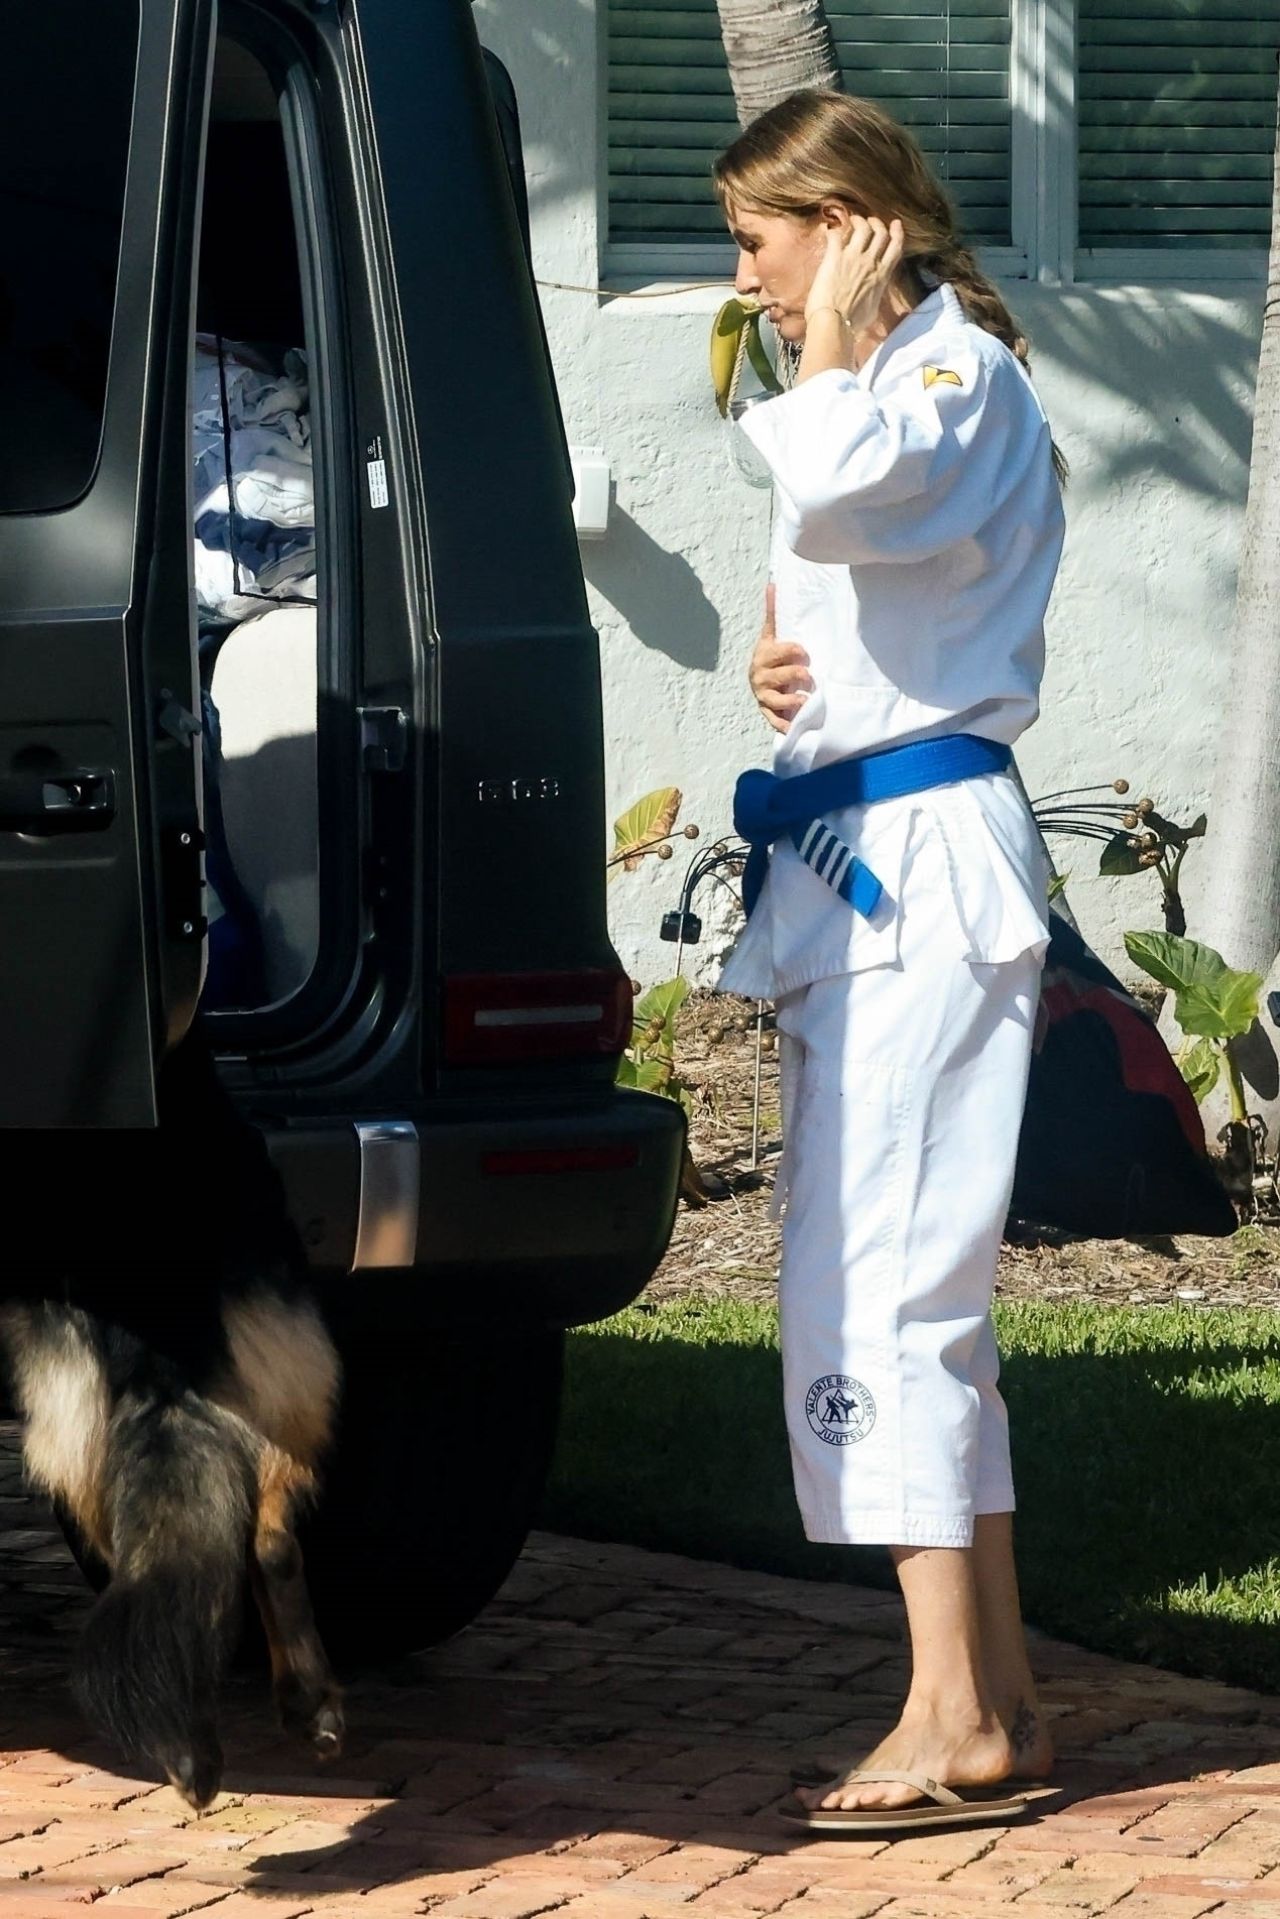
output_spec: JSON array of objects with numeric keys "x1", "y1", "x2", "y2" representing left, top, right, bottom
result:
[{"x1": 712, "y1": 91, "x2": 1066, "y2": 1833}]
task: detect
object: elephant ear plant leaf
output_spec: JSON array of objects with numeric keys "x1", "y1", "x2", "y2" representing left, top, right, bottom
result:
[
  {"x1": 621, "y1": 967, "x2": 711, "y2": 1207},
  {"x1": 610, "y1": 788, "x2": 683, "y2": 878},
  {"x1": 1176, "y1": 1035, "x2": 1222, "y2": 1105},
  {"x1": 623, "y1": 979, "x2": 692, "y2": 1105},
  {"x1": 1038, "y1": 773, "x2": 1270, "y2": 1213},
  {"x1": 1123, "y1": 931, "x2": 1262, "y2": 1126},
  {"x1": 609, "y1": 791, "x2": 714, "y2": 1205}
]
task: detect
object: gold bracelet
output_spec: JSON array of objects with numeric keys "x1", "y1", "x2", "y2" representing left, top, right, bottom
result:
[{"x1": 805, "y1": 305, "x2": 852, "y2": 328}]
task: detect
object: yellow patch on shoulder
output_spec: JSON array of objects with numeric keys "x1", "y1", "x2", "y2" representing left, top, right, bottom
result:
[{"x1": 923, "y1": 364, "x2": 964, "y2": 389}]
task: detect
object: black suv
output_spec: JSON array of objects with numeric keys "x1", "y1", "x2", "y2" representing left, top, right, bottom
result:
[{"x1": 0, "y1": 0, "x2": 684, "y2": 1647}]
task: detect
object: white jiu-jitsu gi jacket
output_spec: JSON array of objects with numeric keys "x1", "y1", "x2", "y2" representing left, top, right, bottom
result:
[{"x1": 717, "y1": 281, "x2": 1066, "y2": 1001}]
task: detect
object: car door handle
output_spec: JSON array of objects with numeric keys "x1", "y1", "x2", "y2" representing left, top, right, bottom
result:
[{"x1": 0, "y1": 770, "x2": 116, "y2": 833}]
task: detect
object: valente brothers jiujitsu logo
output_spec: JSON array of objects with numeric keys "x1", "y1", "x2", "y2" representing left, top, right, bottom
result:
[{"x1": 805, "y1": 1374, "x2": 876, "y2": 1446}]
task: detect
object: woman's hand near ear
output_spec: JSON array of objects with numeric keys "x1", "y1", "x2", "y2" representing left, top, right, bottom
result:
[
  {"x1": 805, "y1": 215, "x2": 905, "y2": 334},
  {"x1": 796, "y1": 215, "x2": 905, "y2": 384}
]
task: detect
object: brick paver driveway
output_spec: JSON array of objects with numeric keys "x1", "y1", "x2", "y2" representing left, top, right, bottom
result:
[{"x1": 0, "y1": 1425, "x2": 1274, "y2": 1919}]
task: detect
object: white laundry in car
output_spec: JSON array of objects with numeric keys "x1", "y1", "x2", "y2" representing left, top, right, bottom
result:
[{"x1": 192, "y1": 337, "x2": 317, "y2": 623}]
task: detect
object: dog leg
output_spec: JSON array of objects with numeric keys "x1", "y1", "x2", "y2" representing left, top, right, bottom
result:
[
  {"x1": 0, "y1": 1303, "x2": 112, "y2": 1559},
  {"x1": 251, "y1": 1447, "x2": 343, "y2": 1761}
]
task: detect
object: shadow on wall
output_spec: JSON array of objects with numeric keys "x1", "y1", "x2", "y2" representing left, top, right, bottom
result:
[
  {"x1": 1035, "y1": 290, "x2": 1258, "y2": 500},
  {"x1": 1011, "y1": 37, "x2": 1258, "y2": 501},
  {"x1": 473, "y1": 0, "x2": 594, "y2": 223},
  {"x1": 581, "y1": 505, "x2": 722, "y2": 672}
]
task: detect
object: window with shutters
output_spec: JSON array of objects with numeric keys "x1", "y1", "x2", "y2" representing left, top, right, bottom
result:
[
  {"x1": 609, "y1": 0, "x2": 1017, "y2": 263},
  {"x1": 1077, "y1": 0, "x2": 1280, "y2": 270},
  {"x1": 605, "y1": 0, "x2": 1278, "y2": 283}
]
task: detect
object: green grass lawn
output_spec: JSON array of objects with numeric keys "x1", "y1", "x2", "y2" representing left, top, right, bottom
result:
[{"x1": 540, "y1": 1296, "x2": 1280, "y2": 1694}]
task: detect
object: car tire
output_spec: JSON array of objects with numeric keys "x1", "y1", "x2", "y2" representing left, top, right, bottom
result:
[{"x1": 298, "y1": 1324, "x2": 565, "y2": 1663}]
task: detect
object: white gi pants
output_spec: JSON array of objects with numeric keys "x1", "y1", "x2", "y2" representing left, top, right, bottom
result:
[{"x1": 772, "y1": 810, "x2": 1044, "y2": 1549}]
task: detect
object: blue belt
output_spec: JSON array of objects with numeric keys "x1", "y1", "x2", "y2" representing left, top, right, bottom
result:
[{"x1": 735, "y1": 733, "x2": 1013, "y2": 919}]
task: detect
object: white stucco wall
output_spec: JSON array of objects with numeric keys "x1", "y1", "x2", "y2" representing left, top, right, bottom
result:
[{"x1": 476, "y1": 0, "x2": 1262, "y2": 993}]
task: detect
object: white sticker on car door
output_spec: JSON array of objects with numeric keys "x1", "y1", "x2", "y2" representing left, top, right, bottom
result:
[{"x1": 365, "y1": 432, "x2": 389, "y2": 509}]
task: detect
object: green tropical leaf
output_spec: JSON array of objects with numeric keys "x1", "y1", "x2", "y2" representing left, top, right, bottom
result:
[
  {"x1": 1204, "y1": 969, "x2": 1261, "y2": 1039},
  {"x1": 634, "y1": 975, "x2": 690, "y2": 1035},
  {"x1": 616, "y1": 1053, "x2": 669, "y2": 1093},
  {"x1": 1047, "y1": 871, "x2": 1070, "y2": 902},
  {"x1": 1100, "y1": 833, "x2": 1142, "y2": 877},
  {"x1": 1123, "y1": 931, "x2": 1262, "y2": 1041},
  {"x1": 612, "y1": 788, "x2": 681, "y2": 873},
  {"x1": 1177, "y1": 1035, "x2": 1221, "y2": 1104}
]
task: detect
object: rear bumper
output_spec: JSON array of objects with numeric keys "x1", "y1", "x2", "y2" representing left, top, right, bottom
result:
[{"x1": 263, "y1": 1085, "x2": 685, "y2": 1327}]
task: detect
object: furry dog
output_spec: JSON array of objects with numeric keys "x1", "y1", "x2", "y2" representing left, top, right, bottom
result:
[{"x1": 1, "y1": 1020, "x2": 342, "y2": 1808}]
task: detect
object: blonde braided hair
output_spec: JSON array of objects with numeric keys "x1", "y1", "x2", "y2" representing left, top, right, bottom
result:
[{"x1": 714, "y1": 91, "x2": 1068, "y2": 484}]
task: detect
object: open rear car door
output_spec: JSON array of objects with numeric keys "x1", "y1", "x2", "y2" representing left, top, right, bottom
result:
[{"x1": 0, "y1": 0, "x2": 214, "y2": 1125}]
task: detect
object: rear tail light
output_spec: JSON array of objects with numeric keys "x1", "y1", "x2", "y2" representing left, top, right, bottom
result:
[{"x1": 443, "y1": 968, "x2": 633, "y2": 1065}]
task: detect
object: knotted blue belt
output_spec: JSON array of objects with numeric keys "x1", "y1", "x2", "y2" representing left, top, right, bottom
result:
[{"x1": 735, "y1": 733, "x2": 1013, "y2": 919}]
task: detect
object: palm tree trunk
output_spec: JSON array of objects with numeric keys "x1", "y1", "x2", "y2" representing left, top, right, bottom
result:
[
  {"x1": 715, "y1": 0, "x2": 840, "y2": 128},
  {"x1": 1202, "y1": 68, "x2": 1280, "y2": 982},
  {"x1": 1176, "y1": 67, "x2": 1280, "y2": 1166}
]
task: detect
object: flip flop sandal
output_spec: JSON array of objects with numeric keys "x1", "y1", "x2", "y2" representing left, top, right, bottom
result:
[
  {"x1": 791, "y1": 1754, "x2": 1048, "y2": 1791},
  {"x1": 779, "y1": 1768, "x2": 1030, "y2": 1835}
]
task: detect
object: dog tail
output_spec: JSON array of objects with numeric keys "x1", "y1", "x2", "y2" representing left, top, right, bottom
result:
[{"x1": 75, "y1": 1389, "x2": 254, "y2": 1809}]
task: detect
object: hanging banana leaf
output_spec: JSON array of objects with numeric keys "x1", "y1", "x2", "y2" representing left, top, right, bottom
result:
[
  {"x1": 710, "y1": 297, "x2": 782, "y2": 418},
  {"x1": 745, "y1": 318, "x2": 783, "y2": 397}
]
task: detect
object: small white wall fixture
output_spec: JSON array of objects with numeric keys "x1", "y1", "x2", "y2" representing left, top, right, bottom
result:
[{"x1": 569, "y1": 446, "x2": 611, "y2": 539}]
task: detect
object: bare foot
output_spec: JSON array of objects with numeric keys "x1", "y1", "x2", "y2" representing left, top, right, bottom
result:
[{"x1": 798, "y1": 1705, "x2": 1019, "y2": 1813}]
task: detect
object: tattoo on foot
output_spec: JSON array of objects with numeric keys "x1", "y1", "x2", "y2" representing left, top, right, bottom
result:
[{"x1": 1011, "y1": 1700, "x2": 1038, "y2": 1754}]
